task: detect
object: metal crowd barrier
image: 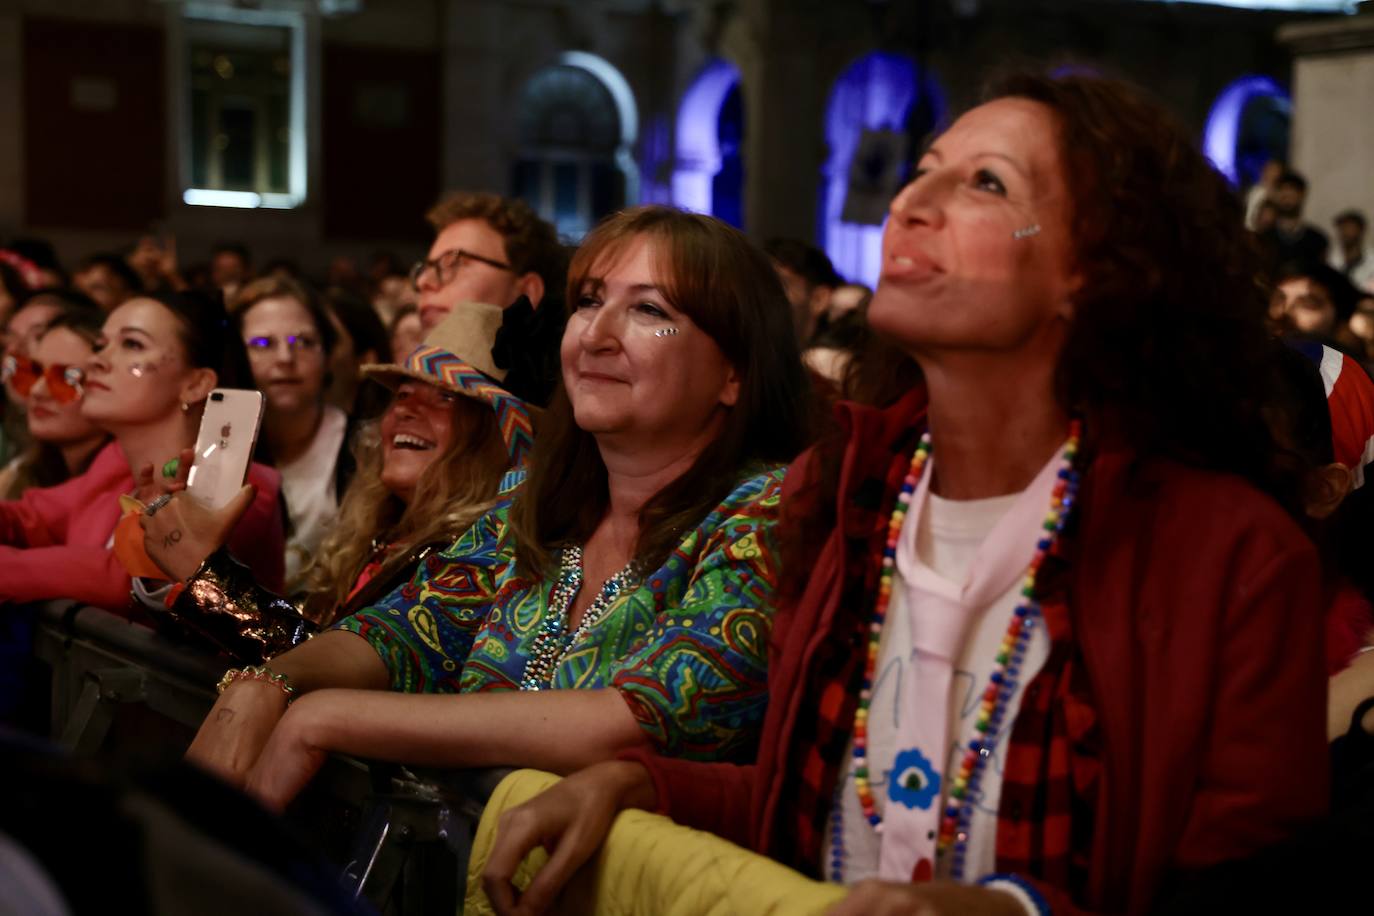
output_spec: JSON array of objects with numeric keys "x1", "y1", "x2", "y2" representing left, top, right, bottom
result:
[
  {"x1": 28, "y1": 600, "x2": 510, "y2": 913},
  {"x1": 32, "y1": 600, "x2": 224, "y2": 754}
]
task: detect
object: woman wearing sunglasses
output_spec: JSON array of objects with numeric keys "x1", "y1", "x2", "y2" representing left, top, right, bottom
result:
[
  {"x1": 1, "y1": 291, "x2": 68, "y2": 477},
  {"x1": 0, "y1": 305, "x2": 109, "y2": 499},
  {"x1": 0, "y1": 290, "x2": 286, "y2": 612}
]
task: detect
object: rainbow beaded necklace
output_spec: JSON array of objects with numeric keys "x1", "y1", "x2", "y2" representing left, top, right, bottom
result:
[{"x1": 834, "y1": 420, "x2": 1082, "y2": 883}]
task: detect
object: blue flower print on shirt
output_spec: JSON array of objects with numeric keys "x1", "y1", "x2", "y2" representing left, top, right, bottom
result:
[{"x1": 888, "y1": 747, "x2": 941, "y2": 810}]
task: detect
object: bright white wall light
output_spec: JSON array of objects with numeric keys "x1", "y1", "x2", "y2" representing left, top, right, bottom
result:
[
  {"x1": 182, "y1": 189, "x2": 301, "y2": 209},
  {"x1": 183, "y1": 189, "x2": 261, "y2": 208}
]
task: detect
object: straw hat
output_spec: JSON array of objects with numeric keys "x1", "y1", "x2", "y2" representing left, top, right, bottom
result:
[{"x1": 361, "y1": 302, "x2": 534, "y2": 467}]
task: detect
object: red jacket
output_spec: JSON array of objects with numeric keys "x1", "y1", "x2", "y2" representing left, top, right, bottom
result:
[
  {"x1": 631, "y1": 390, "x2": 1328, "y2": 913},
  {"x1": 0, "y1": 441, "x2": 286, "y2": 610}
]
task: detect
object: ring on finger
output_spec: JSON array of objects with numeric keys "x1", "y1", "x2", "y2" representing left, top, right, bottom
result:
[{"x1": 144, "y1": 493, "x2": 173, "y2": 517}]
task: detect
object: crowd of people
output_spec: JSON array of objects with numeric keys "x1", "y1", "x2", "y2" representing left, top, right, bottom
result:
[
  {"x1": 2, "y1": 71, "x2": 1373, "y2": 914},
  {"x1": 1248, "y1": 161, "x2": 1374, "y2": 371}
]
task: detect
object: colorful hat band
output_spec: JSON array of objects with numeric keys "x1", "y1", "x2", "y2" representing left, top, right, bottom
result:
[{"x1": 403, "y1": 344, "x2": 534, "y2": 468}]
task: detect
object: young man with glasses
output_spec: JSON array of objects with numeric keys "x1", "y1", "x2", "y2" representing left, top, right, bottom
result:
[
  {"x1": 413, "y1": 192, "x2": 563, "y2": 331},
  {"x1": 411, "y1": 192, "x2": 567, "y2": 405}
]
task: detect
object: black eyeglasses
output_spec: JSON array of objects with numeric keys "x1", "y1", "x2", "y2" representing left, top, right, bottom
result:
[{"x1": 409, "y1": 248, "x2": 513, "y2": 290}]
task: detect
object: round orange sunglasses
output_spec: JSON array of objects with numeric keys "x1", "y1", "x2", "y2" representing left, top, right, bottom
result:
[{"x1": 1, "y1": 354, "x2": 85, "y2": 403}]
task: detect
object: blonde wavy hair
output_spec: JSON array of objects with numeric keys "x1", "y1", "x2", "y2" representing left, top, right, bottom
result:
[{"x1": 300, "y1": 395, "x2": 510, "y2": 625}]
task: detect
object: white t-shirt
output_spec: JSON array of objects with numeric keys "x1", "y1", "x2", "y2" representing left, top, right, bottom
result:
[
  {"x1": 824, "y1": 454, "x2": 1057, "y2": 884},
  {"x1": 278, "y1": 404, "x2": 348, "y2": 593}
]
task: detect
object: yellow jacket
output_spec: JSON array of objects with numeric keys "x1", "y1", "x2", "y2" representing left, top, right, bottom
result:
[{"x1": 465, "y1": 769, "x2": 847, "y2": 915}]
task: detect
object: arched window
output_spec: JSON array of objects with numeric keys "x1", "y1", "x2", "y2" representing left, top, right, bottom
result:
[
  {"x1": 672, "y1": 59, "x2": 744, "y2": 227},
  {"x1": 821, "y1": 53, "x2": 944, "y2": 287},
  {"x1": 638, "y1": 113, "x2": 673, "y2": 205},
  {"x1": 514, "y1": 52, "x2": 638, "y2": 240},
  {"x1": 1203, "y1": 75, "x2": 1291, "y2": 188}
]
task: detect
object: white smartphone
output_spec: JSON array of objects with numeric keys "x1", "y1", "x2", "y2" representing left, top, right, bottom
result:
[{"x1": 186, "y1": 388, "x2": 265, "y2": 509}]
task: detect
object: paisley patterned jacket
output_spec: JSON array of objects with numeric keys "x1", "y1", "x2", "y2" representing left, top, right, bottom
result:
[{"x1": 337, "y1": 465, "x2": 785, "y2": 762}]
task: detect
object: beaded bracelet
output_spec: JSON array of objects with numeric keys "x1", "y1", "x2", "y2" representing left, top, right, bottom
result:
[{"x1": 216, "y1": 665, "x2": 296, "y2": 703}]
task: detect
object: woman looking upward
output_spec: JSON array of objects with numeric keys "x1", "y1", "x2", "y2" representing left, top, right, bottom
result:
[{"x1": 481, "y1": 74, "x2": 1327, "y2": 916}]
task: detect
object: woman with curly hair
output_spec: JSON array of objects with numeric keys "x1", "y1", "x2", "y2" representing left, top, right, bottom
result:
[{"x1": 478, "y1": 73, "x2": 1327, "y2": 915}]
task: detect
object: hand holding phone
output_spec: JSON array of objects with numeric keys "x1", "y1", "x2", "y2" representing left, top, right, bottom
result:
[{"x1": 187, "y1": 389, "x2": 264, "y2": 509}]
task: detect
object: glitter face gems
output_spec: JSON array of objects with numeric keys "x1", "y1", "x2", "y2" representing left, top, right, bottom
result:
[
  {"x1": 1011, "y1": 224, "x2": 1041, "y2": 240},
  {"x1": 107, "y1": 355, "x2": 172, "y2": 381},
  {"x1": 653, "y1": 327, "x2": 680, "y2": 338}
]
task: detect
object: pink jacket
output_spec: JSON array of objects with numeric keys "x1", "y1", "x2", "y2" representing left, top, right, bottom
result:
[{"x1": 0, "y1": 441, "x2": 285, "y2": 611}]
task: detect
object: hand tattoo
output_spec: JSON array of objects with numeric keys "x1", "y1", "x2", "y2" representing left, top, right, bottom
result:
[
  {"x1": 215, "y1": 707, "x2": 236, "y2": 723},
  {"x1": 163, "y1": 529, "x2": 183, "y2": 548}
]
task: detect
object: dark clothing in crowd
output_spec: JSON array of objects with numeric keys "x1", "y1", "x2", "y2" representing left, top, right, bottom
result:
[
  {"x1": 0, "y1": 730, "x2": 368, "y2": 916},
  {"x1": 1260, "y1": 224, "x2": 1331, "y2": 271}
]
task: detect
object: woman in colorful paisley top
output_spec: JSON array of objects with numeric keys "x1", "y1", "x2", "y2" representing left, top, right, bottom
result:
[{"x1": 186, "y1": 207, "x2": 812, "y2": 807}]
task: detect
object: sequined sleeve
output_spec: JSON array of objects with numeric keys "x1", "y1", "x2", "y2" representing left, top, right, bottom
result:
[{"x1": 172, "y1": 547, "x2": 313, "y2": 661}]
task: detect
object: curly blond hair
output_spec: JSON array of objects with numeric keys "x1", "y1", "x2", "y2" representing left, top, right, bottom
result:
[{"x1": 300, "y1": 397, "x2": 510, "y2": 624}]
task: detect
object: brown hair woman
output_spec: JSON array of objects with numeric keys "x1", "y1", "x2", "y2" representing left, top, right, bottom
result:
[{"x1": 181, "y1": 208, "x2": 813, "y2": 813}]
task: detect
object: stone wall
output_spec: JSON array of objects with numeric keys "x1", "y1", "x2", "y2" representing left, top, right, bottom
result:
[
  {"x1": 0, "y1": 0, "x2": 1343, "y2": 276},
  {"x1": 1281, "y1": 12, "x2": 1374, "y2": 239}
]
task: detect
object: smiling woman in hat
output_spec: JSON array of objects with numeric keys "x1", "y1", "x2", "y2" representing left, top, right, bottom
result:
[
  {"x1": 142, "y1": 301, "x2": 531, "y2": 699},
  {"x1": 303, "y1": 301, "x2": 532, "y2": 623}
]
